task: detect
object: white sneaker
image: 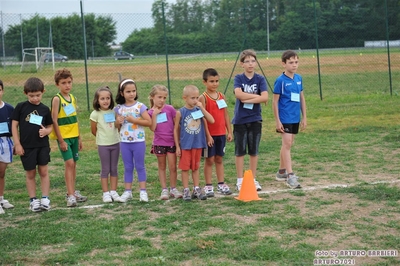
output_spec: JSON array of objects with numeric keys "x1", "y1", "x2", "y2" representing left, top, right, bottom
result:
[
  {"x1": 236, "y1": 183, "x2": 242, "y2": 191},
  {"x1": 30, "y1": 199, "x2": 41, "y2": 212},
  {"x1": 160, "y1": 189, "x2": 169, "y2": 200},
  {"x1": 40, "y1": 198, "x2": 51, "y2": 211},
  {"x1": 169, "y1": 188, "x2": 183, "y2": 199},
  {"x1": 103, "y1": 192, "x2": 112, "y2": 203},
  {"x1": 110, "y1": 191, "x2": 120, "y2": 202},
  {"x1": 0, "y1": 198, "x2": 14, "y2": 209},
  {"x1": 254, "y1": 180, "x2": 262, "y2": 191},
  {"x1": 0, "y1": 205, "x2": 4, "y2": 214},
  {"x1": 140, "y1": 190, "x2": 149, "y2": 202},
  {"x1": 66, "y1": 195, "x2": 77, "y2": 207},
  {"x1": 118, "y1": 191, "x2": 132, "y2": 203}
]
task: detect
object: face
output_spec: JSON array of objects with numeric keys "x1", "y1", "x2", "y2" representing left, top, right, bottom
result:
[
  {"x1": 203, "y1": 75, "x2": 219, "y2": 91},
  {"x1": 241, "y1": 56, "x2": 256, "y2": 73},
  {"x1": 56, "y1": 77, "x2": 73, "y2": 95},
  {"x1": 26, "y1": 91, "x2": 44, "y2": 105},
  {"x1": 121, "y1": 83, "x2": 137, "y2": 103},
  {"x1": 98, "y1": 90, "x2": 112, "y2": 110},
  {"x1": 283, "y1": 56, "x2": 299, "y2": 74},
  {"x1": 151, "y1": 90, "x2": 168, "y2": 109},
  {"x1": 183, "y1": 90, "x2": 199, "y2": 108}
]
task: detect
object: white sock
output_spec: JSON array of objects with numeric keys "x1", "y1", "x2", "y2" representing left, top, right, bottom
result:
[{"x1": 237, "y1": 178, "x2": 243, "y2": 184}]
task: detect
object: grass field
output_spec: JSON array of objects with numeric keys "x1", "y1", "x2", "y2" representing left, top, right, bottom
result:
[{"x1": 0, "y1": 50, "x2": 399, "y2": 265}]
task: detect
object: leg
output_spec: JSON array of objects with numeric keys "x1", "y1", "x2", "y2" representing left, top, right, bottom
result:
[
  {"x1": 249, "y1": 155, "x2": 259, "y2": 179},
  {"x1": 215, "y1": 155, "x2": 224, "y2": 183},
  {"x1": 181, "y1": 170, "x2": 189, "y2": 188},
  {"x1": 133, "y1": 142, "x2": 147, "y2": 190},
  {"x1": 120, "y1": 142, "x2": 134, "y2": 190},
  {"x1": 98, "y1": 145, "x2": 111, "y2": 192},
  {"x1": 109, "y1": 143, "x2": 120, "y2": 191},
  {"x1": 204, "y1": 156, "x2": 214, "y2": 184},
  {"x1": 64, "y1": 159, "x2": 76, "y2": 196},
  {"x1": 0, "y1": 162, "x2": 7, "y2": 197},
  {"x1": 167, "y1": 152, "x2": 178, "y2": 188},
  {"x1": 26, "y1": 169, "x2": 37, "y2": 198},
  {"x1": 235, "y1": 155, "x2": 244, "y2": 179},
  {"x1": 281, "y1": 133, "x2": 295, "y2": 173},
  {"x1": 157, "y1": 155, "x2": 167, "y2": 189},
  {"x1": 38, "y1": 165, "x2": 50, "y2": 196}
]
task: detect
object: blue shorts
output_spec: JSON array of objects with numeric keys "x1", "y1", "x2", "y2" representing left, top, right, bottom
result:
[
  {"x1": 233, "y1": 122, "x2": 262, "y2": 156},
  {"x1": 203, "y1": 135, "x2": 226, "y2": 158}
]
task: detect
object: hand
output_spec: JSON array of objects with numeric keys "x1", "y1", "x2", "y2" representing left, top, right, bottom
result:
[
  {"x1": 60, "y1": 141, "x2": 68, "y2": 152},
  {"x1": 227, "y1": 133, "x2": 233, "y2": 142},
  {"x1": 39, "y1": 125, "x2": 47, "y2": 138},
  {"x1": 276, "y1": 122, "x2": 284, "y2": 133},
  {"x1": 152, "y1": 106, "x2": 162, "y2": 115}
]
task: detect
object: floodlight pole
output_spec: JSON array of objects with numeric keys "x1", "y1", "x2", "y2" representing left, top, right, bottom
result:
[
  {"x1": 384, "y1": 0, "x2": 392, "y2": 96},
  {"x1": 313, "y1": 0, "x2": 322, "y2": 100}
]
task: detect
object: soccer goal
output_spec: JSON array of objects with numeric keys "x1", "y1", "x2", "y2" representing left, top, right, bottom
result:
[{"x1": 20, "y1": 47, "x2": 54, "y2": 72}]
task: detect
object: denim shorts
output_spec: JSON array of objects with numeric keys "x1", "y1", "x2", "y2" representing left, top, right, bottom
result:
[{"x1": 233, "y1": 121, "x2": 262, "y2": 156}]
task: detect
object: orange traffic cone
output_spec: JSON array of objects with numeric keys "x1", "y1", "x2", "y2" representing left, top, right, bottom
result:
[{"x1": 234, "y1": 170, "x2": 262, "y2": 202}]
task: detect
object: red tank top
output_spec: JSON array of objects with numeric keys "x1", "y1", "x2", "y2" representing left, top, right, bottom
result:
[{"x1": 203, "y1": 91, "x2": 227, "y2": 136}]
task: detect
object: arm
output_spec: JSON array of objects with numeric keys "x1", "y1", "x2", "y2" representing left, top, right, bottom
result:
[
  {"x1": 11, "y1": 120, "x2": 24, "y2": 156},
  {"x1": 126, "y1": 110, "x2": 152, "y2": 127},
  {"x1": 300, "y1": 91, "x2": 307, "y2": 130},
  {"x1": 39, "y1": 124, "x2": 53, "y2": 138},
  {"x1": 90, "y1": 120, "x2": 97, "y2": 136},
  {"x1": 272, "y1": 93, "x2": 284, "y2": 133},
  {"x1": 196, "y1": 101, "x2": 214, "y2": 124},
  {"x1": 199, "y1": 95, "x2": 213, "y2": 146},
  {"x1": 234, "y1": 88, "x2": 268, "y2": 104},
  {"x1": 173, "y1": 111, "x2": 182, "y2": 157},
  {"x1": 51, "y1": 96, "x2": 68, "y2": 151},
  {"x1": 222, "y1": 95, "x2": 233, "y2": 142},
  {"x1": 149, "y1": 108, "x2": 161, "y2": 132}
]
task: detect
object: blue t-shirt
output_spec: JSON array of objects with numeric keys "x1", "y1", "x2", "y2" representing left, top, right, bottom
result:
[
  {"x1": 273, "y1": 72, "x2": 303, "y2": 123},
  {"x1": 231, "y1": 73, "x2": 267, "y2": 125},
  {"x1": 178, "y1": 106, "x2": 206, "y2": 150},
  {"x1": 0, "y1": 102, "x2": 14, "y2": 137}
]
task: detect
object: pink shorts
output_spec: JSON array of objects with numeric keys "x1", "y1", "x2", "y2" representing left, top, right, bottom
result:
[{"x1": 178, "y1": 148, "x2": 202, "y2": 171}]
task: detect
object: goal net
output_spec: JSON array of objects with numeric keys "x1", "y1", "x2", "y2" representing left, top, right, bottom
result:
[{"x1": 20, "y1": 47, "x2": 54, "y2": 73}]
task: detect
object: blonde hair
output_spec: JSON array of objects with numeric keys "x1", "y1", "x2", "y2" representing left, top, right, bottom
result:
[
  {"x1": 183, "y1": 85, "x2": 199, "y2": 96},
  {"x1": 149, "y1": 84, "x2": 168, "y2": 108}
]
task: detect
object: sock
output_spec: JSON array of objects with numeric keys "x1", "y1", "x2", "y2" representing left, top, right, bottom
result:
[
  {"x1": 206, "y1": 183, "x2": 212, "y2": 187},
  {"x1": 162, "y1": 187, "x2": 168, "y2": 191},
  {"x1": 140, "y1": 189, "x2": 146, "y2": 191},
  {"x1": 42, "y1": 196, "x2": 49, "y2": 199},
  {"x1": 0, "y1": 196, "x2": 3, "y2": 201},
  {"x1": 103, "y1": 191, "x2": 110, "y2": 196},
  {"x1": 125, "y1": 189, "x2": 132, "y2": 193},
  {"x1": 237, "y1": 178, "x2": 243, "y2": 184},
  {"x1": 30, "y1": 197, "x2": 37, "y2": 202},
  {"x1": 218, "y1": 182, "x2": 224, "y2": 185},
  {"x1": 110, "y1": 190, "x2": 117, "y2": 194},
  {"x1": 279, "y1": 169, "x2": 286, "y2": 174},
  {"x1": 170, "y1": 187, "x2": 175, "y2": 190}
]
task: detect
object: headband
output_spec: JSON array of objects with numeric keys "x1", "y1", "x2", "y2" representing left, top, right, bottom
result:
[{"x1": 119, "y1": 79, "x2": 135, "y2": 89}]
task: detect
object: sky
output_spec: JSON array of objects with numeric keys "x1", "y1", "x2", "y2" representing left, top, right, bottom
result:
[{"x1": 1, "y1": 0, "x2": 176, "y2": 43}]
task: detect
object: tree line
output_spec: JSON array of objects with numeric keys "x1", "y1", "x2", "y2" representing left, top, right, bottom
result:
[{"x1": 2, "y1": 0, "x2": 399, "y2": 59}]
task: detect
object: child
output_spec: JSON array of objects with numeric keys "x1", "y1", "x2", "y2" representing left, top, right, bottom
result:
[
  {"x1": 50, "y1": 68, "x2": 86, "y2": 207},
  {"x1": 273, "y1": 50, "x2": 307, "y2": 189},
  {"x1": 174, "y1": 85, "x2": 215, "y2": 201},
  {"x1": 148, "y1": 85, "x2": 182, "y2": 200},
  {"x1": 0, "y1": 80, "x2": 15, "y2": 214},
  {"x1": 90, "y1": 86, "x2": 121, "y2": 203},
  {"x1": 115, "y1": 79, "x2": 152, "y2": 203},
  {"x1": 11, "y1": 77, "x2": 53, "y2": 212},
  {"x1": 199, "y1": 69, "x2": 233, "y2": 197},
  {"x1": 232, "y1": 49, "x2": 269, "y2": 191}
]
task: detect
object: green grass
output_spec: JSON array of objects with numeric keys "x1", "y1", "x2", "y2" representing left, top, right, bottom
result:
[{"x1": 0, "y1": 51, "x2": 400, "y2": 265}]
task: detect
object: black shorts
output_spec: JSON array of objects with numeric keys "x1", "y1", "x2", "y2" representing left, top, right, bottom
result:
[
  {"x1": 276, "y1": 123, "x2": 299, "y2": 134},
  {"x1": 150, "y1": 145, "x2": 176, "y2": 156},
  {"x1": 233, "y1": 122, "x2": 262, "y2": 156},
  {"x1": 20, "y1": 146, "x2": 51, "y2": 171}
]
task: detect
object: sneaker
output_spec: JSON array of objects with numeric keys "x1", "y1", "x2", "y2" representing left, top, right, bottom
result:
[
  {"x1": 0, "y1": 205, "x2": 4, "y2": 214},
  {"x1": 74, "y1": 191, "x2": 87, "y2": 202},
  {"x1": 40, "y1": 198, "x2": 51, "y2": 211},
  {"x1": 182, "y1": 188, "x2": 191, "y2": 201},
  {"x1": 254, "y1": 180, "x2": 262, "y2": 191},
  {"x1": 67, "y1": 195, "x2": 77, "y2": 207},
  {"x1": 204, "y1": 185, "x2": 215, "y2": 197},
  {"x1": 0, "y1": 198, "x2": 14, "y2": 209},
  {"x1": 236, "y1": 183, "x2": 242, "y2": 191},
  {"x1": 103, "y1": 192, "x2": 112, "y2": 203},
  {"x1": 30, "y1": 199, "x2": 41, "y2": 212},
  {"x1": 192, "y1": 187, "x2": 207, "y2": 200},
  {"x1": 170, "y1": 188, "x2": 183, "y2": 199},
  {"x1": 140, "y1": 190, "x2": 149, "y2": 202},
  {"x1": 118, "y1": 191, "x2": 132, "y2": 203},
  {"x1": 217, "y1": 184, "x2": 232, "y2": 195},
  {"x1": 276, "y1": 171, "x2": 288, "y2": 181},
  {"x1": 110, "y1": 191, "x2": 121, "y2": 202},
  {"x1": 286, "y1": 174, "x2": 302, "y2": 189},
  {"x1": 160, "y1": 189, "x2": 169, "y2": 200}
]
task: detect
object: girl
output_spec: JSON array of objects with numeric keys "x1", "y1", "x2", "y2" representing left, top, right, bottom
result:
[
  {"x1": 115, "y1": 79, "x2": 152, "y2": 202},
  {"x1": 148, "y1": 85, "x2": 182, "y2": 200},
  {"x1": 90, "y1": 86, "x2": 121, "y2": 203}
]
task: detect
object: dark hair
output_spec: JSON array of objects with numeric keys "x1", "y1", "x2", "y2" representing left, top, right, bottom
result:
[
  {"x1": 240, "y1": 49, "x2": 257, "y2": 62},
  {"x1": 54, "y1": 68, "x2": 73, "y2": 85},
  {"x1": 0, "y1": 80, "x2": 3, "y2": 90},
  {"x1": 116, "y1": 78, "x2": 137, "y2": 104},
  {"x1": 24, "y1": 77, "x2": 44, "y2": 93},
  {"x1": 281, "y1": 50, "x2": 299, "y2": 63},
  {"x1": 203, "y1": 68, "x2": 219, "y2": 81},
  {"x1": 93, "y1": 86, "x2": 115, "y2": 111}
]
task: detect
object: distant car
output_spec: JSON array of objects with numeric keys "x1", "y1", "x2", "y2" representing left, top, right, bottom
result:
[
  {"x1": 44, "y1": 53, "x2": 68, "y2": 62},
  {"x1": 114, "y1": 51, "x2": 134, "y2": 60}
]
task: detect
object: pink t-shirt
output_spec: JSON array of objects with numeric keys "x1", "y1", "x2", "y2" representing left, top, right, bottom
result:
[{"x1": 148, "y1": 104, "x2": 176, "y2": 146}]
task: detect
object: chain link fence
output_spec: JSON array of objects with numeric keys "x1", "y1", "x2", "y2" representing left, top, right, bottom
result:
[{"x1": 1, "y1": 1, "x2": 399, "y2": 111}]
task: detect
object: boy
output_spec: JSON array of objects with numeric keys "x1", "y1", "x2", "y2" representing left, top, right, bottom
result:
[
  {"x1": 174, "y1": 85, "x2": 215, "y2": 201},
  {"x1": 50, "y1": 68, "x2": 86, "y2": 207},
  {"x1": 0, "y1": 80, "x2": 15, "y2": 214},
  {"x1": 273, "y1": 50, "x2": 307, "y2": 189},
  {"x1": 11, "y1": 77, "x2": 53, "y2": 212},
  {"x1": 199, "y1": 68, "x2": 233, "y2": 197},
  {"x1": 232, "y1": 49, "x2": 268, "y2": 191}
]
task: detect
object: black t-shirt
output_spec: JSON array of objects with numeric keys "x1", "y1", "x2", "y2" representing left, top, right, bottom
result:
[{"x1": 11, "y1": 101, "x2": 53, "y2": 148}]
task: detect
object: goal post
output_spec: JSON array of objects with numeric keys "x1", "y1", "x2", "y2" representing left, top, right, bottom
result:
[{"x1": 21, "y1": 47, "x2": 54, "y2": 72}]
